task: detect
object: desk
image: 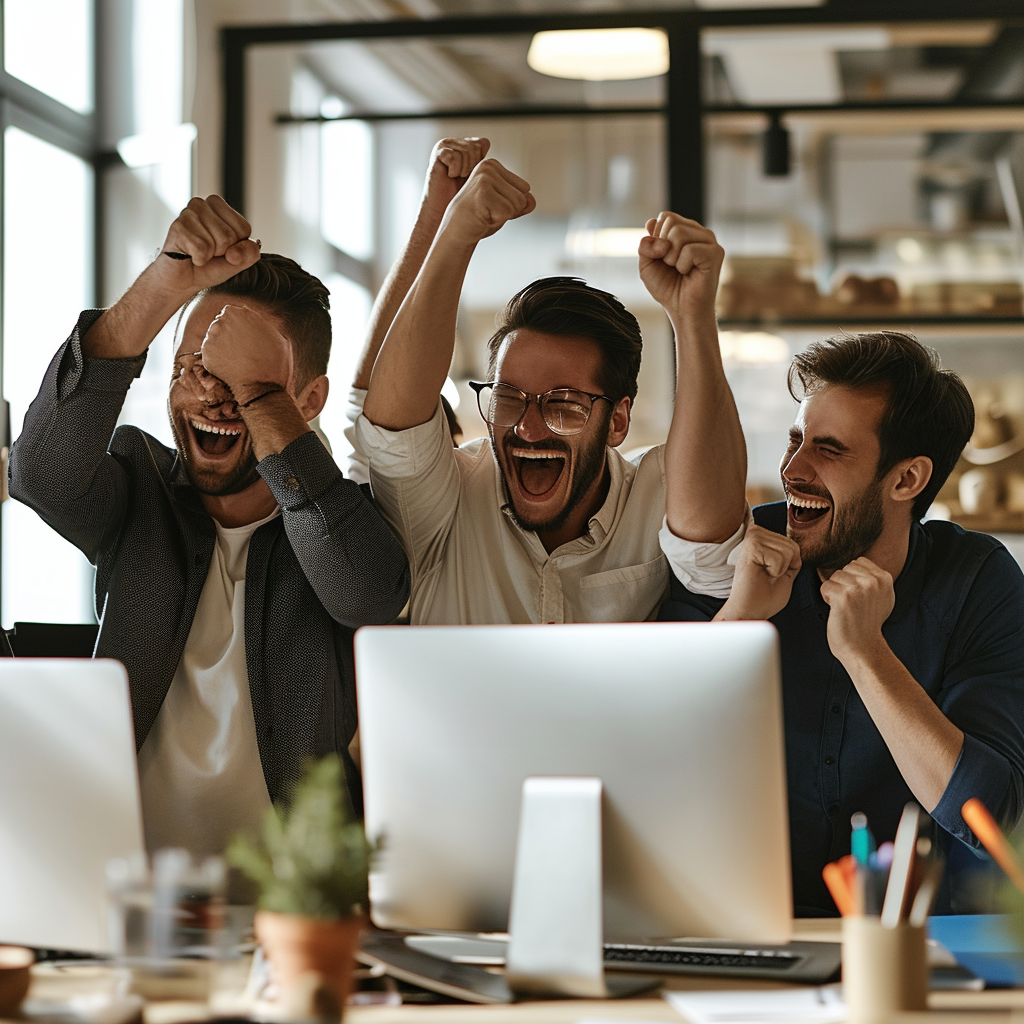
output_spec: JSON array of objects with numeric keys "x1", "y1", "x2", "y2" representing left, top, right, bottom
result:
[{"x1": 20, "y1": 923, "x2": 1024, "y2": 1024}]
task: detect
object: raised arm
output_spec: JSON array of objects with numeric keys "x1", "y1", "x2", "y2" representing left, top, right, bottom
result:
[
  {"x1": 9, "y1": 197, "x2": 260, "y2": 560},
  {"x1": 363, "y1": 158, "x2": 535, "y2": 431},
  {"x1": 640, "y1": 214, "x2": 745, "y2": 543},
  {"x1": 353, "y1": 137, "x2": 490, "y2": 391},
  {"x1": 83, "y1": 196, "x2": 260, "y2": 360}
]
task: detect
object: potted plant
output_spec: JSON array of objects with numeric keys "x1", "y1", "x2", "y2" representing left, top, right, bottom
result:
[{"x1": 228, "y1": 755, "x2": 371, "y2": 1021}]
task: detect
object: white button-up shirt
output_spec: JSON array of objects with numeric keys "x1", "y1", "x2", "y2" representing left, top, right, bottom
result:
[{"x1": 356, "y1": 403, "x2": 670, "y2": 625}]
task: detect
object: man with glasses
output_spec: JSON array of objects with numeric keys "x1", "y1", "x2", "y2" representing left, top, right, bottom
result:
[
  {"x1": 357, "y1": 154, "x2": 741, "y2": 624},
  {"x1": 10, "y1": 196, "x2": 410, "y2": 857}
]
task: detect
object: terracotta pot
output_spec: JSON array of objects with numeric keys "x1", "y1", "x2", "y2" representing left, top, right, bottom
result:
[
  {"x1": 0, "y1": 945, "x2": 33, "y2": 1017},
  {"x1": 255, "y1": 910, "x2": 364, "y2": 1021}
]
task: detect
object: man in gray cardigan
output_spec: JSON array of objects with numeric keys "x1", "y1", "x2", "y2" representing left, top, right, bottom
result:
[{"x1": 9, "y1": 196, "x2": 409, "y2": 858}]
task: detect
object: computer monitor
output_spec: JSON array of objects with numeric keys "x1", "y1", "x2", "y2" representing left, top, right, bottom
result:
[
  {"x1": 355, "y1": 621, "x2": 791, "y2": 995},
  {"x1": 0, "y1": 658, "x2": 145, "y2": 953}
]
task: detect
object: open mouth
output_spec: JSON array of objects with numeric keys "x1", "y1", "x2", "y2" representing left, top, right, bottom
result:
[
  {"x1": 787, "y1": 492, "x2": 831, "y2": 525},
  {"x1": 513, "y1": 449, "x2": 566, "y2": 498},
  {"x1": 190, "y1": 417, "x2": 244, "y2": 457}
]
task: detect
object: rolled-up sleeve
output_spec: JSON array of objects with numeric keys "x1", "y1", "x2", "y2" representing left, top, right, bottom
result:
[{"x1": 659, "y1": 505, "x2": 752, "y2": 599}]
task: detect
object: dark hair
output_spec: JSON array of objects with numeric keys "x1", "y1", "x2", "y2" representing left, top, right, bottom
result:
[
  {"x1": 788, "y1": 331, "x2": 974, "y2": 520},
  {"x1": 486, "y1": 277, "x2": 643, "y2": 404},
  {"x1": 205, "y1": 253, "x2": 331, "y2": 387}
]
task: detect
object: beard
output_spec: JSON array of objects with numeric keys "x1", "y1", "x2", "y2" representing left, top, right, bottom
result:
[
  {"x1": 792, "y1": 476, "x2": 885, "y2": 573},
  {"x1": 170, "y1": 415, "x2": 260, "y2": 497},
  {"x1": 493, "y1": 406, "x2": 610, "y2": 535}
]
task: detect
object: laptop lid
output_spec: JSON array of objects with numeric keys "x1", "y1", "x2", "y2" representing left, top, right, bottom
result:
[
  {"x1": 0, "y1": 658, "x2": 145, "y2": 952},
  {"x1": 356, "y1": 621, "x2": 792, "y2": 945}
]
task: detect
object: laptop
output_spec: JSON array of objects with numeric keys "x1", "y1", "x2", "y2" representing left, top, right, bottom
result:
[
  {"x1": 0, "y1": 658, "x2": 146, "y2": 953},
  {"x1": 355, "y1": 622, "x2": 844, "y2": 1000}
]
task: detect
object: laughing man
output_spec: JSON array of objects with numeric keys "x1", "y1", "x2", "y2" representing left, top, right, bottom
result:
[
  {"x1": 9, "y1": 196, "x2": 409, "y2": 857},
  {"x1": 357, "y1": 154, "x2": 743, "y2": 624},
  {"x1": 659, "y1": 313, "x2": 1024, "y2": 914}
]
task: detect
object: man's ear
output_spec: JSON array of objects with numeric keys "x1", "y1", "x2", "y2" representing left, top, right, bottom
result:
[
  {"x1": 889, "y1": 455, "x2": 932, "y2": 504},
  {"x1": 296, "y1": 374, "x2": 329, "y2": 422},
  {"x1": 605, "y1": 396, "x2": 631, "y2": 449}
]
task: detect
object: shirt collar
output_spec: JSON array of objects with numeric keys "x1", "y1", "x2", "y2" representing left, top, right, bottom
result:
[
  {"x1": 792, "y1": 520, "x2": 925, "y2": 617},
  {"x1": 496, "y1": 447, "x2": 624, "y2": 551}
]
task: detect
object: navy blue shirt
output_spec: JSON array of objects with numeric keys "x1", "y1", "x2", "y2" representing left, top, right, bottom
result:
[{"x1": 660, "y1": 503, "x2": 1024, "y2": 916}]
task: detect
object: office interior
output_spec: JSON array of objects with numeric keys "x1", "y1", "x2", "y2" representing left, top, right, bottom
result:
[
  {"x1": 4, "y1": 0, "x2": 1024, "y2": 1013},
  {"x1": 6, "y1": 0, "x2": 1024, "y2": 633}
]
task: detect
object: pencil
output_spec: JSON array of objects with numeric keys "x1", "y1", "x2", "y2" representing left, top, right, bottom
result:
[
  {"x1": 823, "y1": 861, "x2": 855, "y2": 916},
  {"x1": 962, "y1": 798, "x2": 1024, "y2": 894}
]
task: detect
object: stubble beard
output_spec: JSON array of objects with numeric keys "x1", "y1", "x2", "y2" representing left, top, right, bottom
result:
[
  {"x1": 170, "y1": 413, "x2": 260, "y2": 497},
  {"x1": 793, "y1": 477, "x2": 885, "y2": 573},
  {"x1": 492, "y1": 407, "x2": 610, "y2": 535}
]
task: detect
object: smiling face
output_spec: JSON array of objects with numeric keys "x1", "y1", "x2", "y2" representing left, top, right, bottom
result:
[
  {"x1": 490, "y1": 328, "x2": 628, "y2": 549},
  {"x1": 167, "y1": 293, "x2": 276, "y2": 497},
  {"x1": 781, "y1": 385, "x2": 890, "y2": 572}
]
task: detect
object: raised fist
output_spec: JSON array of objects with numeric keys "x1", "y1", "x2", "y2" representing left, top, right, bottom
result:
[
  {"x1": 423, "y1": 137, "x2": 491, "y2": 213},
  {"x1": 638, "y1": 212, "x2": 724, "y2": 322},
  {"x1": 157, "y1": 196, "x2": 260, "y2": 293},
  {"x1": 439, "y1": 158, "x2": 536, "y2": 246}
]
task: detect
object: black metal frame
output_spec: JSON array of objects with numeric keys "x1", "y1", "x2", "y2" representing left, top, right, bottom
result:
[{"x1": 221, "y1": 1, "x2": 1024, "y2": 223}]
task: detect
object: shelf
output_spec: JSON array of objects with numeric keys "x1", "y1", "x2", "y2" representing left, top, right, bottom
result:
[{"x1": 718, "y1": 316, "x2": 1024, "y2": 330}]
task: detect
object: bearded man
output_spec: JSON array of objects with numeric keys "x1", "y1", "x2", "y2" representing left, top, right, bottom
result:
[
  {"x1": 356, "y1": 153, "x2": 740, "y2": 624},
  {"x1": 9, "y1": 196, "x2": 409, "y2": 857},
  {"x1": 660, "y1": 328, "x2": 1024, "y2": 916}
]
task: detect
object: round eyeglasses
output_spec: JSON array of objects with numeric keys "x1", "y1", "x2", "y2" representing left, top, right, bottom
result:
[{"x1": 469, "y1": 381, "x2": 612, "y2": 436}]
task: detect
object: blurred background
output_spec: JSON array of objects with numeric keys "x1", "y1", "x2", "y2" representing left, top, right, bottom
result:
[{"x1": 5, "y1": 0, "x2": 1024, "y2": 626}]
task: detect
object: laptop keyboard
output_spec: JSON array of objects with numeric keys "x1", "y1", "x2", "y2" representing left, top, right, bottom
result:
[{"x1": 604, "y1": 942, "x2": 802, "y2": 971}]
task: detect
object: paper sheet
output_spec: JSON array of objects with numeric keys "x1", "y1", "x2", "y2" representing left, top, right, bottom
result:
[{"x1": 665, "y1": 986, "x2": 846, "y2": 1024}]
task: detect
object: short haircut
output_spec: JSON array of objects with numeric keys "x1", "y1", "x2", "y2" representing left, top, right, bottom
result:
[
  {"x1": 788, "y1": 331, "x2": 974, "y2": 520},
  {"x1": 486, "y1": 277, "x2": 643, "y2": 404},
  {"x1": 205, "y1": 253, "x2": 332, "y2": 387}
]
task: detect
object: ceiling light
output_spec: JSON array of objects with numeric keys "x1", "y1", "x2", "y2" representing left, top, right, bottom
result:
[{"x1": 527, "y1": 29, "x2": 668, "y2": 82}]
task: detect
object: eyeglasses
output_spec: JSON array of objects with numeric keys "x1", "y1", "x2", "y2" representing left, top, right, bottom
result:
[{"x1": 469, "y1": 381, "x2": 612, "y2": 436}]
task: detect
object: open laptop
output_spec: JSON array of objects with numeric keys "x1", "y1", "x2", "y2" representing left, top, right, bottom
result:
[
  {"x1": 355, "y1": 622, "x2": 843, "y2": 1001},
  {"x1": 0, "y1": 658, "x2": 146, "y2": 953}
]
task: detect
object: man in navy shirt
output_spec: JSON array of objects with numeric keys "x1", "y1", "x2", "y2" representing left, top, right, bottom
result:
[{"x1": 657, "y1": 229, "x2": 1024, "y2": 915}]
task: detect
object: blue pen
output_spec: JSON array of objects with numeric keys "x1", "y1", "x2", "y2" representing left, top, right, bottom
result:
[{"x1": 851, "y1": 811, "x2": 876, "y2": 866}]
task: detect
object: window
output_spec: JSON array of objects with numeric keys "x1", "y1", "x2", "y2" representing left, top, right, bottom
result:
[{"x1": 0, "y1": 4, "x2": 98, "y2": 626}]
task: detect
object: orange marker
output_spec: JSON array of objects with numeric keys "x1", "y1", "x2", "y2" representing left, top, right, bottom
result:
[
  {"x1": 962, "y1": 798, "x2": 1024, "y2": 894},
  {"x1": 823, "y1": 860, "x2": 855, "y2": 916}
]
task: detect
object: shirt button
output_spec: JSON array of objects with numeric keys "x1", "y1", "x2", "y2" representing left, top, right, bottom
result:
[
  {"x1": 831, "y1": 703, "x2": 841, "y2": 714},
  {"x1": 825, "y1": 757, "x2": 835, "y2": 765},
  {"x1": 285, "y1": 475, "x2": 299, "y2": 490},
  {"x1": 828, "y1": 803, "x2": 839, "y2": 815}
]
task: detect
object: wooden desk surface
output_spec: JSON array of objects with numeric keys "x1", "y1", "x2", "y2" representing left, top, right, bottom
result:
[{"x1": 21, "y1": 922, "x2": 1024, "y2": 1024}]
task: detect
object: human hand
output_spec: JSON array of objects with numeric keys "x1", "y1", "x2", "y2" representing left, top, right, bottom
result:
[
  {"x1": 820, "y1": 557, "x2": 895, "y2": 666},
  {"x1": 438, "y1": 158, "x2": 536, "y2": 246},
  {"x1": 638, "y1": 213, "x2": 723, "y2": 325},
  {"x1": 155, "y1": 196, "x2": 261, "y2": 295},
  {"x1": 199, "y1": 304, "x2": 294, "y2": 406},
  {"x1": 422, "y1": 137, "x2": 491, "y2": 217},
  {"x1": 715, "y1": 525, "x2": 801, "y2": 621}
]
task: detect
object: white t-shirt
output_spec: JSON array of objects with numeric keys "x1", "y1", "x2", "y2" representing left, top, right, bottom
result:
[{"x1": 138, "y1": 510, "x2": 278, "y2": 858}]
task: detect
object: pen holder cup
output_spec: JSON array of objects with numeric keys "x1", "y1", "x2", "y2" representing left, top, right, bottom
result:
[{"x1": 842, "y1": 917, "x2": 927, "y2": 1024}]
